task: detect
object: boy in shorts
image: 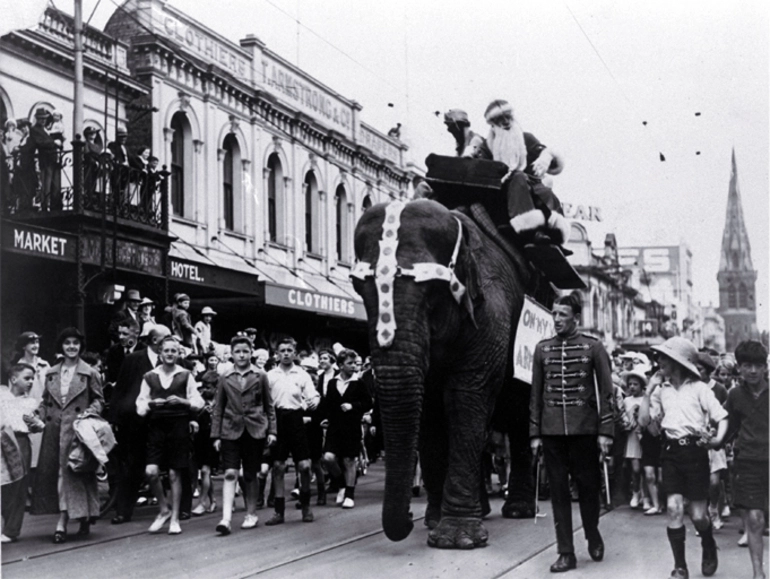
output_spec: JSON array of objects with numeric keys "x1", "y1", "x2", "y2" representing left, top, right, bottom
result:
[
  {"x1": 321, "y1": 349, "x2": 372, "y2": 509},
  {"x1": 211, "y1": 336, "x2": 276, "y2": 535},
  {"x1": 724, "y1": 340, "x2": 768, "y2": 579},
  {"x1": 136, "y1": 336, "x2": 204, "y2": 535},
  {"x1": 639, "y1": 337, "x2": 728, "y2": 579}
]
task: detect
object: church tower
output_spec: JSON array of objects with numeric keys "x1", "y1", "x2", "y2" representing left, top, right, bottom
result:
[{"x1": 717, "y1": 149, "x2": 758, "y2": 352}]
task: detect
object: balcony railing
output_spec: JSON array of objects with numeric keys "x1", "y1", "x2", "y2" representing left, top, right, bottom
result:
[{"x1": 2, "y1": 137, "x2": 169, "y2": 230}]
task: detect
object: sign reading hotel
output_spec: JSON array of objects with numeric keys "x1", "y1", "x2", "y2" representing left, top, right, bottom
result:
[
  {"x1": 513, "y1": 296, "x2": 555, "y2": 385},
  {"x1": 265, "y1": 283, "x2": 366, "y2": 320},
  {"x1": 153, "y1": 5, "x2": 250, "y2": 82},
  {"x1": 259, "y1": 56, "x2": 355, "y2": 139}
]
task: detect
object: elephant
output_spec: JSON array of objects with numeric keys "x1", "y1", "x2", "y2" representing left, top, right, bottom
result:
[{"x1": 351, "y1": 197, "x2": 553, "y2": 549}]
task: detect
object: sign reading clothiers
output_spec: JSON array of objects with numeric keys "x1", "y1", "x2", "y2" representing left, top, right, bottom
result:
[
  {"x1": 264, "y1": 283, "x2": 366, "y2": 320},
  {"x1": 513, "y1": 296, "x2": 555, "y2": 384}
]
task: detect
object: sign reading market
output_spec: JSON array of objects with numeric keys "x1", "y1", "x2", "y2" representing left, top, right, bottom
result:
[{"x1": 264, "y1": 283, "x2": 366, "y2": 321}]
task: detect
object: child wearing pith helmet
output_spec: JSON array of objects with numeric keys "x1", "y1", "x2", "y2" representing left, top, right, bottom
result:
[{"x1": 639, "y1": 337, "x2": 728, "y2": 579}]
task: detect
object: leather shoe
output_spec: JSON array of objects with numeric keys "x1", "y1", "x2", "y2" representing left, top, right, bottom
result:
[
  {"x1": 550, "y1": 553, "x2": 577, "y2": 573},
  {"x1": 111, "y1": 515, "x2": 131, "y2": 525},
  {"x1": 702, "y1": 540, "x2": 718, "y2": 577},
  {"x1": 588, "y1": 534, "x2": 604, "y2": 562},
  {"x1": 669, "y1": 568, "x2": 688, "y2": 579}
]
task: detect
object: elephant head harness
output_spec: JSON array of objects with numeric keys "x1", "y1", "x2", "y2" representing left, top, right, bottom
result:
[{"x1": 351, "y1": 200, "x2": 466, "y2": 348}]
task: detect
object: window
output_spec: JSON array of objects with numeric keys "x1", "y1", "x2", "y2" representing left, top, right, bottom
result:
[
  {"x1": 592, "y1": 293, "x2": 600, "y2": 329},
  {"x1": 335, "y1": 184, "x2": 349, "y2": 262},
  {"x1": 304, "y1": 171, "x2": 320, "y2": 253},
  {"x1": 738, "y1": 283, "x2": 748, "y2": 308},
  {"x1": 728, "y1": 284, "x2": 737, "y2": 308},
  {"x1": 267, "y1": 153, "x2": 283, "y2": 243},
  {"x1": 170, "y1": 112, "x2": 192, "y2": 218},
  {"x1": 221, "y1": 134, "x2": 242, "y2": 232}
]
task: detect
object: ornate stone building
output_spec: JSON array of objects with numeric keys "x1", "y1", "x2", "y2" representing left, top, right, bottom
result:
[{"x1": 717, "y1": 149, "x2": 759, "y2": 352}]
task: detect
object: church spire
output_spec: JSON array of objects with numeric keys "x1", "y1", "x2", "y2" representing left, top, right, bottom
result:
[{"x1": 719, "y1": 148, "x2": 753, "y2": 272}]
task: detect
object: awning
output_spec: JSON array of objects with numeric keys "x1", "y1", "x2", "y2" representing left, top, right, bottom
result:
[{"x1": 168, "y1": 243, "x2": 261, "y2": 295}]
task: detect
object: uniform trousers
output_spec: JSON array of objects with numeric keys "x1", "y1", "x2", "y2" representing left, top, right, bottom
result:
[
  {"x1": 542, "y1": 435, "x2": 602, "y2": 554},
  {"x1": 113, "y1": 419, "x2": 148, "y2": 519}
]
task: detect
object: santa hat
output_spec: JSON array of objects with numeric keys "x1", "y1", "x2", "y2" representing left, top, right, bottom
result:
[{"x1": 484, "y1": 99, "x2": 513, "y2": 123}]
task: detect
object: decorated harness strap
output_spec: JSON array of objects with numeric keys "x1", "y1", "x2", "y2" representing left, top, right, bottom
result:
[{"x1": 350, "y1": 200, "x2": 466, "y2": 348}]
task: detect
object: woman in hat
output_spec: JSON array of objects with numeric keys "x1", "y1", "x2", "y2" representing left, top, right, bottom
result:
[
  {"x1": 31, "y1": 327, "x2": 104, "y2": 543},
  {"x1": 194, "y1": 306, "x2": 217, "y2": 354},
  {"x1": 137, "y1": 296, "x2": 156, "y2": 336},
  {"x1": 638, "y1": 337, "x2": 728, "y2": 579},
  {"x1": 13, "y1": 331, "x2": 50, "y2": 402}
]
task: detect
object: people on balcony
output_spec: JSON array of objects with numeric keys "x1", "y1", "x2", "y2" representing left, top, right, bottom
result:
[
  {"x1": 30, "y1": 108, "x2": 62, "y2": 211},
  {"x1": 107, "y1": 127, "x2": 130, "y2": 204}
]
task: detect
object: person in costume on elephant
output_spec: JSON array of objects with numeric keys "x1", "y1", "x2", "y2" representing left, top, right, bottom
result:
[
  {"x1": 483, "y1": 99, "x2": 571, "y2": 246},
  {"x1": 352, "y1": 197, "x2": 550, "y2": 549}
]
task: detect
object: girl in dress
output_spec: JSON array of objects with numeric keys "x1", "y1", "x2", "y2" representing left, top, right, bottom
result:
[{"x1": 622, "y1": 370, "x2": 646, "y2": 509}]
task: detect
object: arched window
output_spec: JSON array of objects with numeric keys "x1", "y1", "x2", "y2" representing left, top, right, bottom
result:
[
  {"x1": 222, "y1": 134, "x2": 241, "y2": 232},
  {"x1": 170, "y1": 112, "x2": 192, "y2": 218},
  {"x1": 267, "y1": 153, "x2": 283, "y2": 243},
  {"x1": 569, "y1": 223, "x2": 588, "y2": 243},
  {"x1": 362, "y1": 194, "x2": 372, "y2": 213},
  {"x1": 738, "y1": 283, "x2": 748, "y2": 308},
  {"x1": 335, "y1": 184, "x2": 349, "y2": 262},
  {"x1": 304, "y1": 171, "x2": 320, "y2": 253},
  {"x1": 728, "y1": 284, "x2": 737, "y2": 308}
]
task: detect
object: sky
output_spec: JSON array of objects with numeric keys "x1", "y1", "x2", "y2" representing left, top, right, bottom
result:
[{"x1": 81, "y1": 0, "x2": 768, "y2": 330}]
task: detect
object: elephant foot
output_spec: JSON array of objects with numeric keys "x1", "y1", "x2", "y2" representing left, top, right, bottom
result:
[
  {"x1": 501, "y1": 500, "x2": 536, "y2": 519},
  {"x1": 427, "y1": 517, "x2": 488, "y2": 550},
  {"x1": 424, "y1": 503, "x2": 441, "y2": 530}
]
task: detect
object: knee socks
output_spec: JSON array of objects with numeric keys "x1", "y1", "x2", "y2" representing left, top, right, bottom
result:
[
  {"x1": 667, "y1": 526, "x2": 687, "y2": 570},
  {"x1": 694, "y1": 519, "x2": 716, "y2": 550}
]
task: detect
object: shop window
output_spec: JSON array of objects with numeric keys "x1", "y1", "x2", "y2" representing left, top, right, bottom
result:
[
  {"x1": 170, "y1": 112, "x2": 192, "y2": 218},
  {"x1": 335, "y1": 184, "x2": 350, "y2": 262},
  {"x1": 728, "y1": 284, "x2": 737, "y2": 308},
  {"x1": 222, "y1": 134, "x2": 241, "y2": 232},
  {"x1": 267, "y1": 153, "x2": 283, "y2": 243},
  {"x1": 304, "y1": 171, "x2": 320, "y2": 253}
]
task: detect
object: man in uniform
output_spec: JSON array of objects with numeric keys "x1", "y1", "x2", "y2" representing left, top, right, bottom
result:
[{"x1": 530, "y1": 293, "x2": 614, "y2": 573}]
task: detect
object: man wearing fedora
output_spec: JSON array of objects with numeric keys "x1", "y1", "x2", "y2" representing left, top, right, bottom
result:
[
  {"x1": 530, "y1": 293, "x2": 614, "y2": 573},
  {"x1": 195, "y1": 306, "x2": 217, "y2": 354},
  {"x1": 27, "y1": 108, "x2": 61, "y2": 210},
  {"x1": 639, "y1": 337, "x2": 728, "y2": 579},
  {"x1": 109, "y1": 289, "x2": 143, "y2": 343}
]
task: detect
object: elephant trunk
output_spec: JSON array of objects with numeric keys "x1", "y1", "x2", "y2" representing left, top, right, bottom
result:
[{"x1": 374, "y1": 345, "x2": 426, "y2": 542}]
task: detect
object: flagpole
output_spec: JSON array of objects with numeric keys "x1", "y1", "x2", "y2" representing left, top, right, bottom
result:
[{"x1": 73, "y1": 0, "x2": 84, "y2": 138}]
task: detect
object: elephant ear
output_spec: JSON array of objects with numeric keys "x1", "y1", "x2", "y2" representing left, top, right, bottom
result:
[{"x1": 454, "y1": 213, "x2": 484, "y2": 326}]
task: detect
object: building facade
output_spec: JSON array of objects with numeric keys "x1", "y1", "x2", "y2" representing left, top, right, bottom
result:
[
  {"x1": 1, "y1": 1, "x2": 414, "y2": 362},
  {"x1": 716, "y1": 150, "x2": 759, "y2": 352}
]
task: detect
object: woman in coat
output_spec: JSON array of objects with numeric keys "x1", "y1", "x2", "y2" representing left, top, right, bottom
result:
[{"x1": 32, "y1": 327, "x2": 104, "y2": 543}]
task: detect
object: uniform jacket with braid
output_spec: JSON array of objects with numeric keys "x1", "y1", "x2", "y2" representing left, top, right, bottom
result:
[{"x1": 529, "y1": 331, "x2": 615, "y2": 439}]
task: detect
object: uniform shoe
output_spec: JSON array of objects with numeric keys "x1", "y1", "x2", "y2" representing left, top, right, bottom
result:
[
  {"x1": 549, "y1": 553, "x2": 576, "y2": 573},
  {"x1": 335, "y1": 488, "x2": 346, "y2": 506},
  {"x1": 587, "y1": 533, "x2": 604, "y2": 561},
  {"x1": 215, "y1": 519, "x2": 231, "y2": 535},
  {"x1": 241, "y1": 514, "x2": 259, "y2": 529},
  {"x1": 167, "y1": 521, "x2": 182, "y2": 535},
  {"x1": 702, "y1": 540, "x2": 718, "y2": 577},
  {"x1": 342, "y1": 498, "x2": 355, "y2": 509},
  {"x1": 669, "y1": 568, "x2": 688, "y2": 579},
  {"x1": 148, "y1": 511, "x2": 171, "y2": 533},
  {"x1": 265, "y1": 512, "x2": 285, "y2": 526}
]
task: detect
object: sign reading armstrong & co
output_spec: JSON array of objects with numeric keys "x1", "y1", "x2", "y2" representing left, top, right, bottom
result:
[{"x1": 264, "y1": 283, "x2": 366, "y2": 321}]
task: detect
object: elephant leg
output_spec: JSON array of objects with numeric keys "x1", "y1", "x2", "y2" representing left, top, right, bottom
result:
[
  {"x1": 502, "y1": 381, "x2": 536, "y2": 519},
  {"x1": 420, "y1": 384, "x2": 447, "y2": 530},
  {"x1": 427, "y1": 384, "x2": 491, "y2": 549}
]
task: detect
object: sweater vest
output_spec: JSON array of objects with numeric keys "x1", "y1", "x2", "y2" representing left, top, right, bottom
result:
[{"x1": 145, "y1": 371, "x2": 190, "y2": 418}]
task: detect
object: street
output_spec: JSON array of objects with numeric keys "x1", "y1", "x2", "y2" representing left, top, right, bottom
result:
[{"x1": 2, "y1": 462, "x2": 762, "y2": 579}]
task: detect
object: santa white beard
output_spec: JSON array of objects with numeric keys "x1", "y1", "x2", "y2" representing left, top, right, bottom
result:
[{"x1": 487, "y1": 122, "x2": 527, "y2": 172}]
